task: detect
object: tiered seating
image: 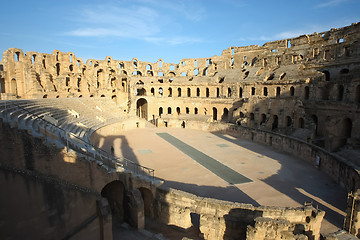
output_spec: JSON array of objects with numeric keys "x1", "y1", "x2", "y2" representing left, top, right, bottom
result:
[
  {"x1": 0, "y1": 97, "x2": 126, "y2": 140},
  {"x1": 0, "y1": 98, "x2": 155, "y2": 182}
]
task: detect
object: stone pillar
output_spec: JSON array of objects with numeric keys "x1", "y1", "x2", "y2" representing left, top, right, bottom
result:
[
  {"x1": 126, "y1": 189, "x2": 145, "y2": 229},
  {"x1": 344, "y1": 190, "x2": 360, "y2": 238}
]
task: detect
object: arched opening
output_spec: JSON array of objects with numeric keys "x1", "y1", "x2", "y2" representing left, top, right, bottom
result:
[
  {"x1": 250, "y1": 113, "x2": 255, "y2": 121},
  {"x1": 206, "y1": 88, "x2": 210, "y2": 97},
  {"x1": 151, "y1": 88, "x2": 155, "y2": 96},
  {"x1": 355, "y1": 85, "x2": 360, "y2": 104},
  {"x1": 43, "y1": 94, "x2": 47, "y2": 98},
  {"x1": 343, "y1": 118, "x2": 352, "y2": 138},
  {"x1": 137, "y1": 88, "x2": 146, "y2": 96},
  {"x1": 304, "y1": 86, "x2": 310, "y2": 100},
  {"x1": 196, "y1": 88, "x2": 200, "y2": 97},
  {"x1": 100, "y1": 94, "x2": 105, "y2": 97},
  {"x1": 101, "y1": 181, "x2": 125, "y2": 222},
  {"x1": 11, "y1": 79, "x2": 17, "y2": 96},
  {"x1": 263, "y1": 87, "x2": 268, "y2": 96},
  {"x1": 158, "y1": 87, "x2": 163, "y2": 96},
  {"x1": 276, "y1": 87, "x2": 281, "y2": 97},
  {"x1": 212, "y1": 107, "x2": 217, "y2": 121},
  {"x1": 187, "y1": 88, "x2": 191, "y2": 97},
  {"x1": 138, "y1": 187, "x2": 154, "y2": 219},
  {"x1": 286, "y1": 116, "x2": 292, "y2": 127},
  {"x1": 136, "y1": 98, "x2": 148, "y2": 119},
  {"x1": 272, "y1": 115, "x2": 278, "y2": 130},
  {"x1": 194, "y1": 107, "x2": 198, "y2": 115},
  {"x1": 56, "y1": 63, "x2": 60, "y2": 76},
  {"x1": 322, "y1": 71, "x2": 330, "y2": 81},
  {"x1": 222, "y1": 108, "x2": 229, "y2": 122},
  {"x1": 227, "y1": 87, "x2": 232, "y2": 97},
  {"x1": 168, "y1": 87, "x2": 172, "y2": 97},
  {"x1": 178, "y1": 88, "x2": 182, "y2": 97},
  {"x1": 239, "y1": 87, "x2": 243, "y2": 98},
  {"x1": 298, "y1": 118, "x2": 304, "y2": 128},
  {"x1": 337, "y1": 85, "x2": 344, "y2": 101},
  {"x1": 181, "y1": 121, "x2": 186, "y2": 128},
  {"x1": 251, "y1": 87, "x2": 256, "y2": 96},
  {"x1": 159, "y1": 107, "x2": 163, "y2": 117},
  {"x1": 176, "y1": 107, "x2": 180, "y2": 115},
  {"x1": 260, "y1": 114, "x2": 266, "y2": 124},
  {"x1": 186, "y1": 107, "x2": 190, "y2": 114},
  {"x1": 0, "y1": 78, "x2": 5, "y2": 93},
  {"x1": 290, "y1": 86, "x2": 295, "y2": 96},
  {"x1": 311, "y1": 115, "x2": 318, "y2": 136},
  {"x1": 167, "y1": 107, "x2": 172, "y2": 114},
  {"x1": 339, "y1": 118, "x2": 352, "y2": 148},
  {"x1": 216, "y1": 88, "x2": 220, "y2": 97}
]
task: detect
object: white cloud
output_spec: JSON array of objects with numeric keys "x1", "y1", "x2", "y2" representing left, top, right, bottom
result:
[
  {"x1": 65, "y1": 1, "x2": 204, "y2": 45},
  {"x1": 314, "y1": 0, "x2": 348, "y2": 9}
]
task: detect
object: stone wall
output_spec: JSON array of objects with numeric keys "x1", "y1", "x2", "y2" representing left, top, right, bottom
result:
[
  {"x1": 153, "y1": 187, "x2": 324, "y2": 240},
  {"x1": 0, "y1": 119, "x2": 114, "y2": 239}
]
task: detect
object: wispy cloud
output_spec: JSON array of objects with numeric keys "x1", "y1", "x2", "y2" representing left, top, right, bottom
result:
[
  {"x1": 314, "y1": 0, "x2": 348, "y2": 9},
  {"x1": 65, "y1": 1, "x2": 204, "y2": 45}
]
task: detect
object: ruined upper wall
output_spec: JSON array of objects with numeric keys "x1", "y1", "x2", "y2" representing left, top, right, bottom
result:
[
  {"x1": 0, "y1": 22, "x2": 359, "y2": 99},
  {"x1": 1, "y1": 22, "x2": 359, "y2": 79}
]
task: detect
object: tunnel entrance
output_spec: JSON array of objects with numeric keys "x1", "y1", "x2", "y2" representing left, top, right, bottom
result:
[{"x1": 136, "y1": 98, "x2": 148, "y2": 120}]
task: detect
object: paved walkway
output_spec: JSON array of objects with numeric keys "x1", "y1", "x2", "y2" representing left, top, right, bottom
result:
[{"x1": 97, "y1": 127, "x2": 348, "y2": 235}]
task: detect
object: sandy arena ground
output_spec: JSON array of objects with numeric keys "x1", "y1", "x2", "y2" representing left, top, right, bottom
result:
[{"x1": 96, "y1": 127, "x2": 348, "y2": 235}]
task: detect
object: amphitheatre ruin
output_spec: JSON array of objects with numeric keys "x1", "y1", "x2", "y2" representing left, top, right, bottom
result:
[{"x1": 0, "y1": 22, "x2": 359, "y2": 240}]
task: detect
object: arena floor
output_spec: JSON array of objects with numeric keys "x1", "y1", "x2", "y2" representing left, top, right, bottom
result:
[{"x1": 98, "y1": 127, "x2": 348, "y2": 235}]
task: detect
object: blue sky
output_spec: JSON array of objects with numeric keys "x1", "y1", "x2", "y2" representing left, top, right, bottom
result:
[{"x1": 0, "y1": 0, "x2": 359, "y2": 64}]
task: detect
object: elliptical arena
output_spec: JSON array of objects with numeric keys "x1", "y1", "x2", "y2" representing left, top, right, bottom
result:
[{"x1": 0, "y1": 23, "x2": 359, "y2": 240}]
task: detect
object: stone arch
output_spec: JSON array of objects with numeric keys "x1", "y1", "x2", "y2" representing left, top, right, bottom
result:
[
  {"x1": 272, "y1": 115, "x2": 278, "y2": 130},
  {"x1": 212, "y1": 107, "x2": 217, "y2": 121},
  {"x1": 222, "y1": 108, "x2": 229, "y2": 122},
  {"x1": 136, "y1": 88, "x2": 146, "y2": 96},
  {"x1": 304, "y1": 86, "x2": 310, "y2": 100},
  {"x1": 290, "y1": 86, "x2": 295, "y2": 96},
  {"x1": 176, "y1": 107, "x2": 180, "y2": 115},
  {"x1": 337, "y1": 85, "x2": 344, "y2": 101},
  {"x1": 101, "y1": 180, "x2": 125, "y2": 222},
  {"x1": 343, "y1": 118, "x2": 352, "y2": 139},
  {"x1": 138, "y1": 187, "x2": 154, "y2": 219},
  {"x1": 322, "y1": 70, "x2": 330, "y2": 81},
  {"x1": 260, "y1": 114, "x2": 266, "y2": 125},
  {"x1": 11, "y1": 79, "x2": 17, "y2": 95},
  {"x1": 286, "y1": 116, "x2": 292, "y2": 127},
  {"x1": 167, "y1": 107, "x2": 172, "y2": 114},
  {"x1": 298, "y1": 117, "x2": 304, "y2": 128},
  {"x1": 239, "y1": 87, "x2": 243, "y2": 98},
  {"x1": 56, "y1": 63, "x2": 60, "y2": 76},
  {"x1": 159, "y1": 107, "x2": 163, "y2": 117},
  {"x1": 355, "y1": 85, "x2": 360, "y2": 104},
  {"x1": 311, "y1": 115, "x2": 318, "y2": 136},
  {"x1": 187, "y1": 88, "x2": 191, "y2": 97},
  {"x1": 136, "y1": 98, "x2": 148, "y2": 119}
]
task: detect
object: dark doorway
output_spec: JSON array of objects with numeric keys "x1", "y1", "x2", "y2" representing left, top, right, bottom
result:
[{"x1": 136, "y1": 98, "x2": 148, "y2": 119}]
